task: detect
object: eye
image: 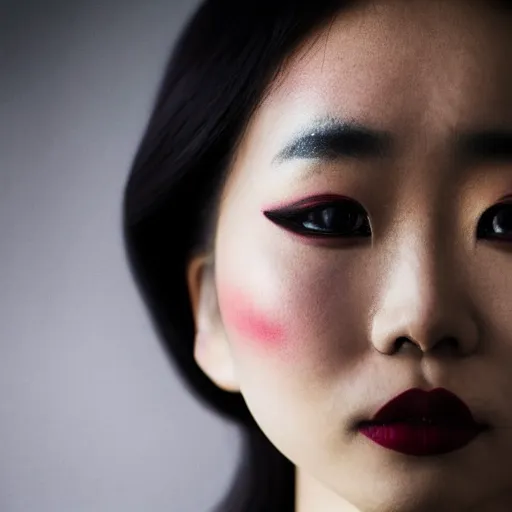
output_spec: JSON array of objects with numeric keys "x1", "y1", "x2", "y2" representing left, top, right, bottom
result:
[
  {"x1": 263, "y1": 199, "x2": 371, "y2": 238},
  {"x1": 477, "y1": 202, "x2": 512, "y2": 241}
]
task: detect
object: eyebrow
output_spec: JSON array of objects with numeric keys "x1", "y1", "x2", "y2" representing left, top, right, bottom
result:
[
  {"x1": 271, "y1": 117, "x2": 512, "y2": 167},
  {"x1": 459, "y1": 130, "x2": 512, "y2": 162},
  {"x1": 272, "y1": 119, "x2": 391, "y2": 166}
]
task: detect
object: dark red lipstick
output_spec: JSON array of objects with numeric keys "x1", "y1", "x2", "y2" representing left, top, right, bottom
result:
[{"x1": 358, "y1": 388, "x2": 489, "y2": 456}]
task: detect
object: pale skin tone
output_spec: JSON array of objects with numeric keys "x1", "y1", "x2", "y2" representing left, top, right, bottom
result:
[{"x1": 186, "y1": 1, "x2": 512, "y2": 511}]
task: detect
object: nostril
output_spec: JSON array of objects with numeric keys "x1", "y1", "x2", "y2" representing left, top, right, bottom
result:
[
  {"x1": 393, "y1": 336, "x2": 419, "y2": 354},
  {"x1": 433, "y1": 336, "x2": 460, "y2": 355},
  {"x1": 393, "y1": 335, "x2": 461, "y2": 355}
]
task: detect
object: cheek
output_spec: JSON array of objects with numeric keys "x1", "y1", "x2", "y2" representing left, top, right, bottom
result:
[{"x1": 217, "y1": 285, "x2": 288, "y2": 349}]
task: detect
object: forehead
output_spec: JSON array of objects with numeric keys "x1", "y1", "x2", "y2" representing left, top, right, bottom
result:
[
  {"x1": 235, "y1": 0, "x2": 511, "y2": 165},
  {"x1": 269, "y1": 0, "x2": 510, "y2": 101}
]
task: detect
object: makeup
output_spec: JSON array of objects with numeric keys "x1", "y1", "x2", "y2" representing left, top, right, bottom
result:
[
  {"x1": 218, "y1": 287, "x2": 286, "y2": 347},
  {"x1": 271, "y1": 119, "x2": 391, "y2": 166},
  {"x1": 262, "y1": 193, "x2": 371, "y2": 240},
  {"x1": 358, "y1": 388, "x2": 489, "y2": 457},
  {"x1": 262, "y1": 193, "x2": 356, "y2": 211}
]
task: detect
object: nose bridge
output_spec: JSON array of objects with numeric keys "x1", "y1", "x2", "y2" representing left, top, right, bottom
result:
[
  {"x1": 387, "y1": 192, "x2": 450, "y2": 299},
  {"x1": 382, "y1": 234, "x2": 448, "y2": 327},
  {"x1": 369, "y1": 211, "x2": 478, "y2": 356}
]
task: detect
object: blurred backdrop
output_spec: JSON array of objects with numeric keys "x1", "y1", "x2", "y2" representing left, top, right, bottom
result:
[{"x1": 0, "y1": 0, "x2": 241, "y2": 510}]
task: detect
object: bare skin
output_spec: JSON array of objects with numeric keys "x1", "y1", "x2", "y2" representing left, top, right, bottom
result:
[{"x1": 187, "y1": 0, "x2": 512, "y2": 510}]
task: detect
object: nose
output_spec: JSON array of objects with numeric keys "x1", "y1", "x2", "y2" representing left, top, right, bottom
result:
[{"x1": 369, "y1": 237, "x2": 480, "y2": 358}]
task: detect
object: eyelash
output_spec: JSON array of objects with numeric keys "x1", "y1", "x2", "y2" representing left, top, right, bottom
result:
[
  {"x1": 263, "y1": 199, "x2": 512, "y2": 241},
  {"x1": 263, "y1": 199, "x2": 371, "y2": 238}
]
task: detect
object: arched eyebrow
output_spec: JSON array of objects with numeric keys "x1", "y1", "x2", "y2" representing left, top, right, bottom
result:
[{"x1": 271, "y1": 117, "x2": 512, "y2": 167}]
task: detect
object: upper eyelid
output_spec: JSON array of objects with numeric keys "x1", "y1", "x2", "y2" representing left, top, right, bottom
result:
[
  {"x1": 264, "y1": 197, "x2": 362, "y2": 214},
  {"x1": 263, "y1": 197, "x2": 512, "y2": 221},
  {"x1": 294, "y1": 200, "x2": 358, "y2": 210}
]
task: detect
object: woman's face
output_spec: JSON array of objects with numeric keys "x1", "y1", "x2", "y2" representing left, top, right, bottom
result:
[{"x1": 188, "y1": 0, "x2": 512, "y2": 510}]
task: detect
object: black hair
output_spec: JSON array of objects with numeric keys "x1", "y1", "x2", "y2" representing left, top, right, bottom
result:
[{"x1": 122, "y1": 1, "x2": 354, "y2": 510}]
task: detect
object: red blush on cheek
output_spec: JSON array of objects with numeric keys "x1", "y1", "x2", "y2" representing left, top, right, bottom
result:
[{"x1": 218, "y1": 287, "x2": 287, "y2": 348}]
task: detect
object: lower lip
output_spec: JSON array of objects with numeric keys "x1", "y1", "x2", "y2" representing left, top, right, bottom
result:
[{"x1": 358, "y1": 422, "x2": 487, "y2": 456}]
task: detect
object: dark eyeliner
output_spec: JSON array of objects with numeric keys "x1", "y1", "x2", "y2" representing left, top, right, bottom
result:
[{"x1": 262, "y1": 194, "x2": 371, "y2": 238}]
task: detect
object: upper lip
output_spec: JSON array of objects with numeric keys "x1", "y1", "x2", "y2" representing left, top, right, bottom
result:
[{"x1": 365, "y1": 388, "x2": 482, "y2": 425}]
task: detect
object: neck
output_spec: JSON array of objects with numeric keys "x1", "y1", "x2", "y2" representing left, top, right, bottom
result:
[
  {"x1": 295, "y1": 466, "x2": 512, "y2": 512},
  {"x1": 295, "y1": 467, "x2": 360, "y2": 512}
]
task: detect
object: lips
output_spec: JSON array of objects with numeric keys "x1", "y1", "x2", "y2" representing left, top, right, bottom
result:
[
  {"x1": 358, "y1": 388, "x2": 489, "y2": 456},
  {"x1": 370, "y1": 388, "x2": 475, "y2": 425}
]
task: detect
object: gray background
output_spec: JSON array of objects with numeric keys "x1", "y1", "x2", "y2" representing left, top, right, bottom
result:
[{"x1": 0, "y1": 1, "x2": 241, "y2": 510}]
